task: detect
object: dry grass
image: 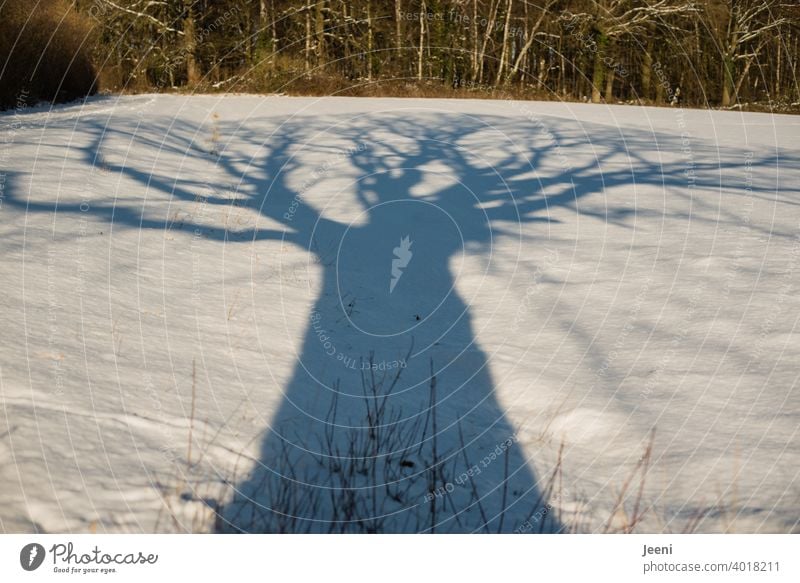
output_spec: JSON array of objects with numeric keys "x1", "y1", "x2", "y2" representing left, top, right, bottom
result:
[
  {"x1": 155, "y1": 355, "x2": 562, "y2": 534},
  {"x1": 151, "y1": 364, "x2": 721, "y2": 534}
]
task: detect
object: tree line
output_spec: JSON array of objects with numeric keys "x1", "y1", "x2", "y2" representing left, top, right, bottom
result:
[{"x1": 2, "y1": 1, "x2": 799, "y2": 110}]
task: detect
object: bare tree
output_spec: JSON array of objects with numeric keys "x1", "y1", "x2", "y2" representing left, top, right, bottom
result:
[
  {"x1": 47, "y1": 0, "x2": 800, "y2": 109},
  {"x1": 508, "y1": 0, "x2": 558, "y2": 83},
  {"x1": 707, "y1": 0, "x2": 788, "y2": 106},
  {"x1": 565, "y1": 0, "x2": 696, "y2": 103}
]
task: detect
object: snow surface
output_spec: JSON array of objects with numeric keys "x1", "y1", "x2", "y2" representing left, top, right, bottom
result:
[{"x1": 1, "y1": 94, "x2": 798, "y2": 533}]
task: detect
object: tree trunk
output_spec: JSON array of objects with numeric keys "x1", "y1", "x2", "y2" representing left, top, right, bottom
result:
[
  {"x1": 183, "y1": 0, "x2": 199, "y2": 85},
  {"x1": 641, "y1": 27, "x2": 654, "y2": 101},
  {"x1": 722, "y1": 52, "x2": 734, "y2": 107},
  {"x1": 316, "y1": 0, "x2": 326, "y2": 67},
  {"x1": 560, "y1": 38, "x2": 566, "y2": 97},
  {"x1": 270, "y1": 0, "x2": 278, "y2": 68},
  {"x1": 341, "y1": 1, "x2": 350, "y2": 77},
  {"x1": 471, "y1": 0, "x2": 478, "y2": 82},
  {"x1": 395, "y1": 0, "x2": 403, "y2": 59},
  {"x1": 591, "y1": 33, "x2": 607, "y2": 103},
  {"x1": 734, "y1": 55, "x2": 755, "y2": 102},
  {"x1": 495, "y1": 0, "x2": 513, "y2": 85},
  {"x1": 251, "y1": 0, "x2": 268, "y2": 64},
  {"x1": 418, "y1": 1, "x2": 425, "y2": 81},
  {"x1": 774, "y1": 35, "x2": 781, "y2": 98},
  {"x1": 476, "y1": 0, "x2": 500, "y2": 84},
  {"x1": 305, "y1": 5, "x2": 311, "y2": 73},
  {"x1": 641, "y1": 50, "x2": 652, "y2": 101},
  {"x1": 604, "y1": 67, "x2": 614, "y2": 102},
  {"x1": 721, "y1": 6, "x2": 739, "y2": 107},
  {"x1": 366, "y1": 0, "x2": 373, "y2": 80},
  {"x1": 537, "y1": 55, "x2": 547, "y2": 87},
  {"x1": 655, "y1": 69, "x2": 664, "y2": 104}
]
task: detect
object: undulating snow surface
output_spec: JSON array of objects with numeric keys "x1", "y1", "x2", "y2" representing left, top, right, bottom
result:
[{"x1": 1, "y1": 94, "x2": 798, "y2": 533}]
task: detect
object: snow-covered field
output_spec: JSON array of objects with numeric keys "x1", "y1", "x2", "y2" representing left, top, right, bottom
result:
[{"x1": 1, "y1": 94, "x2": 798, "y2": 533}]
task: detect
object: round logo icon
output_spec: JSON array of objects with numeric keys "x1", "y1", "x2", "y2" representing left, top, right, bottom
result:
[{"x1": 20, "y1": 543, "x2": 46, "y2": 571}]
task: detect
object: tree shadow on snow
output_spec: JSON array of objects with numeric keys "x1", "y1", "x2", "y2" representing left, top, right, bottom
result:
[
  {"x1": 210, "y1": 113, "x2": 571, "y2": 533},
  {"x1": 5, "y1": 104, "x2": 795, "y2": 533}
]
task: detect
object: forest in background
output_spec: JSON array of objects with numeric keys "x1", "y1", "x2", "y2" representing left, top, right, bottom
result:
[{"x1": 1, "y1": 0, "x2": 799, "y2": 111}]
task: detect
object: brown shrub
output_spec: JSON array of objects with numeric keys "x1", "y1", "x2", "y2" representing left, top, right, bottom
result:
[{"x1": 0, "y1": 0, "x2": 97, "y2": 109}]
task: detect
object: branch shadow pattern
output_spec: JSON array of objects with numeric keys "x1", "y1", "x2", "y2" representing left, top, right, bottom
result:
[{"x1": 4, "y1": 104, "x2": 794, "y2": 533}]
